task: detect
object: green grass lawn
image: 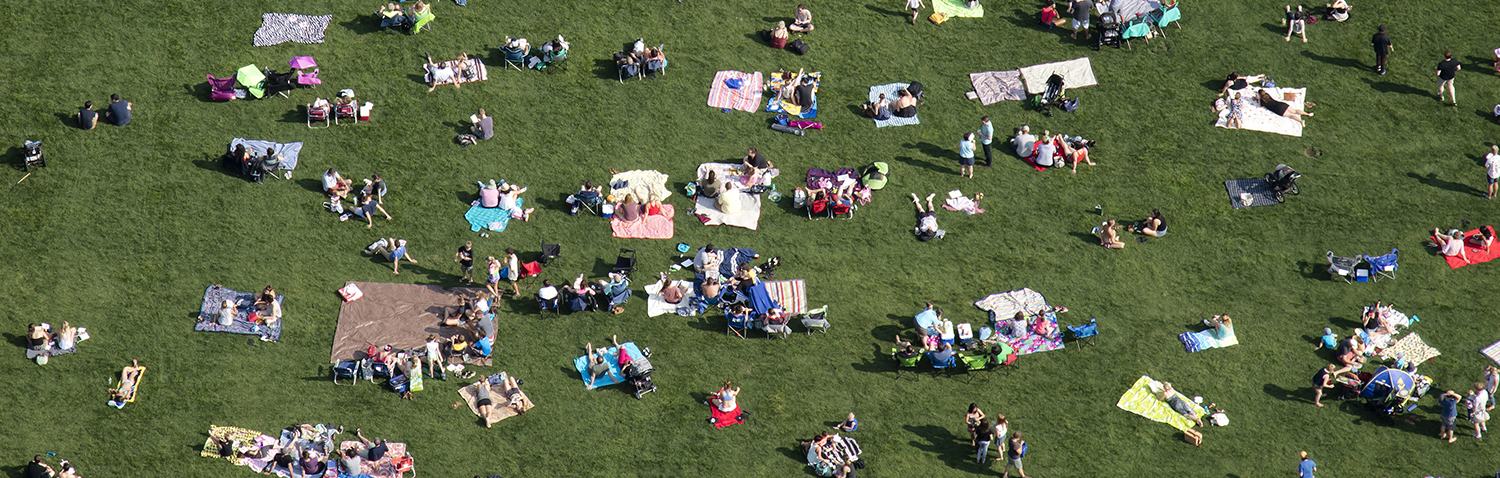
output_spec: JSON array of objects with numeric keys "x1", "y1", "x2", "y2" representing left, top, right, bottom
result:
[{"x1": 6, "y1": 0, "x2": 1500, "y2": 476}]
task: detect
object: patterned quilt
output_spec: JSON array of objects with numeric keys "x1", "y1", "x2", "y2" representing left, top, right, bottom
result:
[
  {"x1": 707, "y1": 71, "x2": 765, "y2": 113},
  {"x1": 196, "y1": 285, "x2": 283, "y2": 341},
  {"x1": 767, "y1": 72, "x2": 821, "y2": 119},
  {"x1": 253, "y1": 13, "x2": 332, "y2": 47},
  {"x1": 969, "y1": 71, "x2": 1025, "y2": 105}
]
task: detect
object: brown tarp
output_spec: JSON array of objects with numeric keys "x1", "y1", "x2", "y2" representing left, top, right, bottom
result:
[{"x1": 329, "y1": 282, "x2": 488, "y2": 364}]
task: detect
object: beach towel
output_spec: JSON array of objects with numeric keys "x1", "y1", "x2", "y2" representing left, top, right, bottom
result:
[
  {"x1": 711, "y1": 403, "x2": 744, "y2": 429},
  {"x1": 464, "y1": 198, "x2": 523, "y2": 232},
  {"x1": 608, "y1": 170, "x2": 673, "y2": 203},
  {"x1": 1117, "y1": 375, "x2": 1206, "y2": 432},
  {"x1": 767, "y1": 72, "x2": 820, "y2": 119},
  {"x1": 694, "y1": 193, "x2": 763, "y2": 230},
  {"x1": 574, "y1": 342, "x2": 644, "y2": 389},
  {"x1": 645, "y1": 279, "x2": 698, "y2": 317},
  {"x1": 1379, "y1": 332, "x2": 1440, "y2": 364},
  {"x1": 426, "y1": 57, "x2": 488, "y2": 85},
  {"x1": 457, "y1": 374, "x2": 535, "y2": 425},
  {"x1": 196, "y1": 285, "x2": 283, "y2": 341},
  {"x1": 1432, "y1": 226, "x2": 1500, "y2": 269},
  {"x1": 1223, "y1": 179, "x2": 1279, "y2": 209},
  {"x1": 253, "y1": 13, "x2": 332, "y2": 47},
  {"x1": 201, "y1": 426, "x2": 270, "y2": 462},
  {"x1": 1214, "y1": 87, "x2": 1306, "y2": 137},
  {"x1": 764, "y1": 279, "x2": 808, "y2": 315},
  {"x1": 869, "y1": 83, "x2": 921, "y2": 128},
  {"x1": 612, "y1": 204, "x2": 675, "y2": 239},
  {"x1": 229, "y1": 138, "x2": 304, "y2": 171},
  {"x1": 969, "y1": 71, "x2": 1026, "y2": 105},
  {"x1": 707, "y1": 71, "x2": 765, "y2": 112},
  {"x1": 336, "y1": 441, "x2": 410, "y2": 478},
  {"x1": 933, "y1": 0, "x2": 985, "y2": 18},
  {"x1": 1481, "y1": 339, "x2": 1500, "y2": 366},
  {"x1": 746, "y1": 281, "x2": 779, "y2": 315},
  {"x1": 974, "y1": 288, "x2": 1048, "y2": 318},
  {"x1": 1179, "y1": 325, "x2": 1238, "y2": 352},
  {"x1": 1018, "y1": 57, "x2": 1098, "y2": 94}
]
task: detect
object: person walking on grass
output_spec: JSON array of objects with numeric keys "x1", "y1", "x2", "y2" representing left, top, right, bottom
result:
[
  {"x1": 978, "y1": 116, "x2": 994, "y2": 167},
  {"x1": 1067, "y1": 0, "x2": 1093, "y2": 40},
  {"x1": 1371, "y1": 25, "x2": 1392, "y2": 75},
  {"x1": 1001, "y1": 431, "x2": 1029, "y2": 478},
  {"x1": 1297, "y1": 451, "x2": 1316, "y2": 478},
  {"x1": 1436, "y1": 50, "x2": 1460, "y2": 106},
  {"x1": 1483, "y1": 145, "x2": 1500, "y2": 199},
  {"x1": 1439, "y1": 389, "x2": 1462, "y2": 442},
  {"x1": 958, "y1": 132, "x2": 976, "y2": 179},
  {"x1": 1312, "y1": 363, "x2": 1336, "y2": 407},
  {"x1": 905, "y1": 0, "x2": 925, "y2": 25},
  {"x1": 455, "y1": 241, "x2": 475, "y2": 284}
]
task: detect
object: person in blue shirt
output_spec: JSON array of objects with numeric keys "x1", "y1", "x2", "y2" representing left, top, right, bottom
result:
[
  {"x1": 958, "y1": 132, "x2": 976, "y2": 179},
  {"x1": 836, "y1": 412, "x2": 858, "y2": 432},
  {"x1": 105, "y1": 94, "x2": 131, "y2": 126},
  {"x1": 1297, "y1": 451, "x2": 1316, "y2": 478},
  {"x1": 364, "y1": 238, "x2": 418, "y2": 275},
  {"x1": 1440, "y1": 389, "x2": 1462, "y2": 442},
  {"x1": 1315, "y1": 327, "x2": 1338, "y2": 350},
  {"x1": 978, "y1": 117, "x2": 995, "y2": 167}
]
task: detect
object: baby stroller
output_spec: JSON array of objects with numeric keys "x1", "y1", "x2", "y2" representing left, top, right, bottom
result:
[
  {"x1": 1096, "y1": 12, "x2": 1122, "y2": 49},
  {"x1": 622, "y1": 349, "x2": 657, "y2": 399},
  {"x1": 22, "y1": 140, "x2": 45, "y2": 171},
  {"x1": 1032, "y1": 74, "x2": 1069, "y2": 117},
  {"x1": 1266, "y1": 164, "x2": 1301, "y2": 203}
]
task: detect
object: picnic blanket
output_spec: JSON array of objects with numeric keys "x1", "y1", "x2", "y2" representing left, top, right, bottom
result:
[
  {"x1": 199, "y1": 425, "x2": 286, "y2": 474},
  {"x1": 464, "y1": 198, "x2": 523, "y2": 232},
  {"x1": 574, "y1": 342, "x2": 644, "y2": 389},
  {"x1": 1433, "y1": 227, "x2": 1500, "y2": 269},
  {"x1": 697, "y1": 162, "x2": 778, "y2": 189},
  {"x1": 708, "y1": 71, "x2": 765, "y2": 113},
  {"x1": 457, "y1": 374, "x2": 535, "y2": 425},
  {"x1": 1018, "y1": 57, "x2": 1098, "y2": 94},
  {"x1": 695, "y1": 193, "x2": 762, "y2": 230},
  {"x1": 1005, "y1": 312, "x2": 1066, "y2": 355},
  {"x1": 252, "y1": 13, "x2": 332, "y2": 47},
  {"x1": 711, "y1": 403, "x2": 744, "y2": 429},
  {"x1": 969, "y1": 71, "x2": 1026, "y2": 105},
  {"x1": 608, "y1": 170, "x2": 673, "y2": 203},
  {"x1": 612, "y1": 204, "x2": 676, "y2": 239},
  {"x1": 229, "y1": 138, "x2": 303, "y2": 171},
  {"x1": 767, "y1": 72, "x2": 821, "y2": 119},
  {"x1": 1482, "y1": 339, "x2": 1500, "y2": 366},
  {"x1": 329, "y1": 282, "x2": 490, "y2": 366},
  {"x1": 1378, "y1": 332, "x2": 1441, "y2": 364},
  {"x1": 1357, "y1": 306, "x2": 1413, "y2": 348},
  {"x1": 974, "y1": 288, "x2": 1049, "y2": 319},
  {"x1": 336, "y1": 441, "x2": 411, "y2": 478},
  {"x1": 425, "y1": 58, "x2": 489, "y2": 85},
  {"x1": 1223, "y1": 179, "x2": 1279, "y2": 209},
  {"x1": 933, "y1": 0, "x2": 985, "y2": 18},
  {"x1": 869, "y1": 83, "x2": 921, "y2": 128},
  {"x1": 646, "y1": 279, "x2": 698, "y2": 317},
  {"x1": 1179, "y1": 324, "x2": 1238, "y2": 352},
  {"x1": 1117, "y1": 375, "x2": 1206, "y2": 432},
  {"x1": 764, "y1": 279, "x2": 808, "y2": 315},
  {"x1": 196, "y1": 285, "x2": 283, "y2": 342},
  {"x1": 1214, "y1": 87, "x2": 1307, "y2": 137}
]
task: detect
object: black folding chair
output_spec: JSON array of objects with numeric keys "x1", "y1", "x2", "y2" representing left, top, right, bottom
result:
[
  {"x1": 540, "y1": 242, "x2": 560, "y2": 264},
  {"x1": 611, "y1": 249, "x2": 637, "y2": 278}
]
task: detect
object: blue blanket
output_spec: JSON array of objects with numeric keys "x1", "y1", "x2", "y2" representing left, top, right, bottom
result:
[
  {"x1": 746, "y1": 281, "x2": 780, "y2": 315},
  {"x1": 574, "y1": 342, "x2": 644, "y2": 389},
  {"x1": 1179, "y1": 325, "x2": 1238, "y2": 353},
  {"x1": 464, "y1": 198, "x2": 523, "y2": 232},
  {"x1": 195, "y1": 285, "x2": 283, "y2": 341},
  {"x1": 869, "y1": 83, "x2": 921, "y2": 128},
  {"x1": 228, "y1": 138, "x2": 303, "y2": 171}
]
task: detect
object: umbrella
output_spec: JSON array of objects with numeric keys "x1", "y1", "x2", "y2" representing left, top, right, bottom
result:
[
  {"x1": 289, "y1": 56, "x2": 317, "y2": 70},
  {"x1": 236, "y1": 64, "x2": 267, "y2": 98}
]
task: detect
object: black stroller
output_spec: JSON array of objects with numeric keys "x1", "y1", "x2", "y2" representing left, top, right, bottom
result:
[
  {"x1": 1096, "y1": 12, "x2": 1122, "y2": 49},
  {"x1": 1032, "y1": 74, "x2": 1069, "y2": 117},
  {"x1": 22, "y1": 140, "x2": 45, "y2": 171},
  {"x1": 1266, "y1": 164, "x2": 1301, "y2": 203},
  {"x1": 622, "y1": 348, "x2": 657, "y2": 399}
]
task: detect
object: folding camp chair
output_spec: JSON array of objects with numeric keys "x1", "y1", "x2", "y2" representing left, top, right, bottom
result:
[
  {"x1": 501, "y1": 46, "x2": 528, "y2": 71},
  {"x1": 930, "y1": 353, "x2": 958, "y2": 377},
  {"x1": 264, "y1": 70, "x2": 298, "y2": 98},
  {"x1": 536, "y1": 293, "x2": 560, "y2": 318},
  {"x1": 297, "y1": 68, "x2": 322, "y2": 88},
  {"x1": 727, "y1": 309, "x2": 751, "y2": 338},
  {"x1": 891, "y1": 348, "x2": 922, "y2": 380},
  {"x1": 830, "y1": 198, "x2": 855, "y2": 219},
  {"x1": 1157, "y1": 4, "x2": 1182, "y2": 30},
  {"x1": 611, "y1": 249, "x2": 637, "y2": 278},
  {"x1": 307, "y1": 101, "x2": 331, "y2": 128},
  {"x1": 958, "y1": 351, "x2": 992, "y2": 384},
  {"x1": 207, "y1": 74, "x2": 237, "y2": 101},
  {"x1": 572, "y1": 190, "x2": 603, "y2": 216},
  {"x1": 539, "y1": 242, "x2": 560, "y2": 264},
  {"x1": 333, "y1": 360, "x2": 360, "y2": 385},
  {"x1": 1066, "y1": 317, "x2": 1099, "y2": 350},
  {"x1": 334, "y1": 103, "x2": 358, "y2": 125},
  {"x1": 799, "y1": 305, "x2": 830, "y2": 335},
  {"x1": 409, "y1": 11, "x2": 435, "y2": 34},
  {"x1": 1326, "y1": 251, "x2": 1363, "y2": 284},
  {"x1": 1364, "y1": 248, "x2": 1398, "y2": 282},
  {"x1": 542, "y1": 48, "x2": 569, "y2": 73}
]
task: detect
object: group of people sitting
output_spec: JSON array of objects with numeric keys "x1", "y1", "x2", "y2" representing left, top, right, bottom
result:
[
  {"x1": 376, "y1": 1, "x2": 431, "y2": 33},
  {"x1": 424, "y1": 51, "x2": 474, "y2": 92},
  {"x1": 25, "y1": 455, "x2": 80, "y2": 478},
  {"x1": 614, "y1": 38, "x2": 667, "y2": 79},
  {"x1": 476, "y1": 179, "x2": 535, "y2": 221},
  {"x1": 307, "y1": 89, "x2": 360, "y2": 124},
  {"x1": 800, "y1": 429, "x2": 862, "y2": 477},
  {"x1": 212, "y1": 285, "x2": 281, "y2": 329},
  {"x1": 535, "y1": 272, "x2": 633, "y2": 314},
  {"x1": 895, "y1": 303, "x2": 1022, "y2": 370},
  {"x1": 1008, "y1": 125, "x2": 1096, "y2": 172},
  {"x1": 763, "y1": 5, "x2": 814, "y2": 49},
  {"x1": 73, "y1": 93, "x2": 131, "y2": 130},
  {"x1": 25, "y1": 321, "x2": 78, "y2": 363},
  {"x1": 440, "y1": 292, "x2": 498, "y2": 360},
  {"x1": 1433, "y1": 226, "x2": 1492, "y2": 264},
  {"x1": 860, "y1": 83, "x2": 922, "y2": 119},
  {"x1": 1095, "y1": 209, "x2": 1167, "y2": 248},
  {"x1": 501, "y1": 35, "x2": 570, "y2": 70},
  {"x1": 221, "y1": 144, "x2": 284, "y2": 183},
  {"x1": 611, "y1": 191, "x2": 668, "y2": 223},
  {"x1": 324, "y1": 168, "x2": 392, "y2": 227},
  {"x1": 212, "y1": 425, "x2": 394, "y2": 477}
]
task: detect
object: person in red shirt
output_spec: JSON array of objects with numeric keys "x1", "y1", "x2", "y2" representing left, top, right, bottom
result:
[{"x1": 1039, "y1": 1, "x2": 1061, "y2": 28}]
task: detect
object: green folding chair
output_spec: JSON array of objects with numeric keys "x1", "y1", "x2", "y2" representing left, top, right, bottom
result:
[
  {"x1": 411, "y1": 11, "x2": 435, "y2": 34},
  {"x1": 891, "y1": 348, "x2": 921, "y2": 380}
]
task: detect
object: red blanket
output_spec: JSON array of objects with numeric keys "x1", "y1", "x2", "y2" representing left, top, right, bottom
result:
[
  {"x1": 711, "y1": 404, "x2": 743, "y2": 429},
  {"x1": 1433, "y1": 226, "x2": 1500, "y2": 269}
]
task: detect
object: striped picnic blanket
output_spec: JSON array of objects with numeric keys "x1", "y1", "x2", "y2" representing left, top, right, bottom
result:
[
  {"x1": 708, "y1": 71, "x2": 764, "y2": 112},
  {"x1": 765, "y1": 279, "x2": 808, "y2": 315},
  {"x1": 252, "y1": 13, "x2": 332, "y2": 46},
  {"x1": 969, "y1": 71, "x2": 1025, "y2": 105},
  {"x1": 870, "y1": 83, "x2": 920, "y2": 127},
  {"x1": 974, "y1": 288, "x2": 1048, "y2": 319},
  {"x1": 426, "y1": 58, "x2": 488, "y2": 85}
]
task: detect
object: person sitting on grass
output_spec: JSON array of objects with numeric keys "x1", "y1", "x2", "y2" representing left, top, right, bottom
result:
[
  {"x1": 323, "y1": 168, "x2": 352, "y2": 198},
  {"x1": 1324, "y1": 0, "x2": 1350, "y2": 21},
  {"x1": 1158, "y1": 382, "x2": 1205, "y2": 427},
  {"x1": 837, "y1": 412, "x2": 859, "y2": 432},
  {"x1": 911, "y1": 193, "x2": 945, "y2": 241},
  {"x1": 1284, "y1": 5, "x2": 1307, "y2": 43},
  {"x1": 364, "y1": 238, "x2": 418, "y2": 275},
  {"x1": 1039, "y1": 1, "x2": 1063, "y2": 28},
  {"x1": 1333, "y1": 335, "x2": 1367, "y2": 374},
  {"x1": 378, "y1": 3, "x2": 407, "y2": 29},
  {"x1": 27, "y1": 323, "x2": 52, "y2": 355},
  {"x1": 1129, "y1": 209, "x2": 1167, "y2": 237},
  {"x1": 769, "y1": 21, "x2": 790, "y2": 49},
  {"x1": 498, "y1": 184, "x2": 535, "y2": 221},
  {"x1": 790, "y1": 4, "x2": 814, "y2": 32},
  {"x1": 1434, "y1": 228, "x2": 1471, "y2": 263},
  {"x1": 26, "y1": 456, "x2": 55, "y2": 478},
  {"x1": 1097, "y1": 219, "x2": 1125, "y2": 249},
  {"x1": 77, "y1": 100, "x2": 98, "y2": 130}
]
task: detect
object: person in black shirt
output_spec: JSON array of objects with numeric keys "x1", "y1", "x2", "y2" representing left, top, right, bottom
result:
[
  {"x1": 25, "y1": 455, "x2": 54, "y2": 478},
  {"x1": 455, "y1": 241, "x2": 475, "y2": 283},
  {"x1": 793, "y1": 77, "x2": 815, "y2": 109},
  {"x1": 76, "y1": 101, "x2": 97, "y2": 130},
  {"x1": 104, "y1": 93, "x2": 131, "y2": 126},
  {"x1": 1436, "y1": 49, "x2": 1460, "y2": 106},
  {"x1": 1371, "y1": 25, "x2": 1392, "y2": 75},
  {"x1": 1284, "y1": 5, "x2": 1306, "y2": 43}
]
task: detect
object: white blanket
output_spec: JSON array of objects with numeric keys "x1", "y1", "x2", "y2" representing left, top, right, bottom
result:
[
  {"x1": 1214, "y1": 87, "x2": 1306, "y2": 137},
  {"x1": 645, "y1": 280, "x2": 697, "y2": 317},
  {"x1": 694, "y1": 193, "x2": 763, "y2": 230},
  {"x1": 607, "y1": 170, "x2": 672, "y2": 203},
  {"x1": 1018, "y1": 57, "x2": 1098, "y2": 95}
]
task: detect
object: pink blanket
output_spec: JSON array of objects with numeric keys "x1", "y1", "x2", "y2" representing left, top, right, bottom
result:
[
  {"x1": 707, "y1": 71, "x2": 765, "y2": 113},
  {"x1": 612, "y1": 204, "x2": 676, "y2": 239}
]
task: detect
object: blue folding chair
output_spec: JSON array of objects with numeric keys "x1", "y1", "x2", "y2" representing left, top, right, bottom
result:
[
  {"x1": 501, "y1": 46, "x2": 528, "y2": 71},
  {"x1": 1066, "y1": 318, "x2": 1099, "y2": 350},
  {"x1": 727, "y1": 309, "x2": 751, "y2": 338},
  {"x1": 537, "y1": 294, "x2": 560, "y2": 318},
  {"x1": 1364, "y1": 248, "x2": 1398, "y2": 282},
  {"x1": 332, "y1": 360, "x2": 360, "y2": 385},
  {"x1": 929, "y1": 352, "x2": 957, "y2": 377}
]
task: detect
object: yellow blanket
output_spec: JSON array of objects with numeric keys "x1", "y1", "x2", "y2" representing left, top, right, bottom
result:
[{"x1": 1116, "y1": 376, "x2": 1197, "y2": 432}]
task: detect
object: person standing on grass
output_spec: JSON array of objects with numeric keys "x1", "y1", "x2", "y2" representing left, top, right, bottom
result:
[
  {"x1": 485, "y1": 256, "x2": 502, "y2": 298},
  {"x1": 1067, "y1": 0, "x2": 1093, "y2": 40},
  {"x1": 1371, "y1": 25, "x2": 1392, "y2": 75},
  {"x1": 974, "y1": 419, "x2": 995, "y2": 464},
  {"x1": 905, "y1": 0, "x2": 925, "y2": 25},
  {"x1": 978, "y1": 117, "x2": 994, "y2": 167},
  {"x1": 1312, "y1": 363, "x2": 1336, "y2": 407},
  {"x1": 1436, "y1": 50, "x2": 1460, "y2": 106},
  {"x1": 504, "y1": 248, "x2": 522, "y2": 296},
  {"x1": 1470, "y1": 382, "x2": 1490, "y2": 439},
  {"x1": 1483, "y1": 365, "x2": 1499, "y2": 410},
  {"x1": 455, "y1": 241, "x2": 475, "y2": 284},
  {"x1": 1001, "y1": 431, "x2": 1029, "y2": 478},
  {"x1": 958, "y1": 132, "x2": 976, "y2": 179},
  {"x1": 1297, "y1": 451, "x2": 1316, "y2": 478},
  {"x1": 1439, "y1": 389, "x2": 1462, "y2": 442},
  {"x1": 1483, "y1": 145, "x2": 1500, "y2": 199}
]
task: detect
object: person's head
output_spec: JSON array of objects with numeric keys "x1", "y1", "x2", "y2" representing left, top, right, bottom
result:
[
  {"x1": 847, "y1": 412, "x2": 856, "y2": 421},
  {"x1": 704, "y1": 243, "x2": 716, "y2": 253},
  {"x1": 1107, "y1": 219, "x2": 1117, "y2": 227},
  {"x1": 266, "y1": 147, "x2": 275, "y2": 156},
  {"x1": 969, "y1": 403, "x2": 979, "y2": 413},
  {"x1": 963, "y1": 132, "x2": 975, "y2": 141},
  {"x1": 33, "y1": 455, "x2": 44, "y2": 463},
  {"x1": 1226, "y1": 71, "x2": 1240, "y2": 82},
  {"x1": 747, "y1": 147, "x2": 758, "y2": 157},
  {"x1": 797, "y1": 3, "x2": 806, "y2": 10},
  {"x1": 933, "y1": 307, "x2": 943, "y2": 318},
  {"x1": 84, "y1": 100, "x2": 93, "y2": 109},
  {"x1": 477, "y1": 108, "x2": 486, "y2": 118},
  {"x1": 110, "y1": 93, "x2": 120, "y2": 102},
  {"x1": 982, "y1": 115, "x2": 990, "y2": 124},
  {"x1": 504, "y1": 247, "x2": 515, "y2": 256},
  {"x1": 543, "y1": 279, "x2": 552, "y2": 287},
  {"x1": 1020, "y1": 125, "x2": 1030, "y2": 134},
  {"x1": 1478, "y1": 381, "x2": 1487, "y2": 391},
  {"x1": 1046, "y1": 0, "x2": 1055, "y2": 7},
  {"x1": 1324, "y1": 363, "x2": 1337, "y2": 373},
  {"x1": 1012, "y1": 431, "x2": 1022, "y2": 439},
  {"x1": 486, "y1": 255, "x2": 496, "y2": 263},
  {"x1": 878, "y1": 93, "x2": 886, "y2": 101},
  {"x1": 776, "y1": 20, "x2": 786, "y2": 29},
  {"x1": 1377, "y1": 24, "x2": 1385, "y2": 33},
  {"x1": 463, "y1": 241, "x2": 472, "y2": 250},
  {"x1": 1445, "y1": 50, "x2": 1453, "y2": 59},
  {"x1": 1299, "y1": 450, "x2": 1308, "y2": 460},
  {"x1": 345, "y1": 449, "x2": 359, "y2": 458},
  {"x1": 234, "y1": 144, "x2": 246, "y2": 156},
  {"x1": 1150, "y1": 209, "x2": 1161, "y2": 219},
  {"x1": 1014, "y1": 311, "x2": 1026, "y2": 322},
  {"x1": 995, "y1": 413, "x2": 1006, "y2": 424}
]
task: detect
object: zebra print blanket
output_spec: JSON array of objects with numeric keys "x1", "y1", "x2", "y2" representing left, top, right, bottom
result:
[{"x1": 253, "y1": 13, "x2": 332, "y2": 47}]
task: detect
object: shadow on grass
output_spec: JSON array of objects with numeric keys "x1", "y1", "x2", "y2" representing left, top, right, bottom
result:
[
  {"x1": 1463, "y1": 55, "x2": 1494, "y2": 73},
  {"x1": 1261, "y1": 383, "x2": 1306, "y2": 403},
  {"x1": 1364, "y1": 79, "x2": 1429, "y2": 97},
  {"x1": 295, "y1": 178, "x2": 326, "y2": 195},
  {"x1": 1293, "y1": 260, "x2": 1327, "y2": 281},
  {"x1": 851, "y1": 343, "x2": 893, "y2": 375},
  {"x1": 903, "y1": 424, "x2": 974, "y2": 469},
  {"x1": 1472, "y1": 109, "x2": 1497, "y2": 122},
  {"x1": 338, "y1": 18, "x2": 384, "y2": 36},
  {"x1": 865, "y1": 4, "x2": 908, "y2": 18},
  {"x1": 1259, "y1": 22, "x2": 1288, "y2": 36},
  {"x1": 1407, "y1": 172, "x2": 1482, "y2": 197},
  {"x1": 772, "y1": 446, "x2": 810, "y2": 472},
  {"x1": 54, "y1": 112, "x2": 76, "y2": 128},
  {"x1": 442, "y1": 121, "x2": 470, "y2": 136},
  {"x1": 593, "y1": 59, "x2": 620, "y2": 81},
  {"x1": 1069, "y1": 231, "x2": 1098, "y2": 245},
  {"x1": 892, "y1": 154, "x2": 952, "y2": 175},
  {"x1": 279, "y1": 108, "x2": 305, "y2": 125},
  {"x1": 407, "y1": 73, "x2": 428, "y2": 87},
  {"x1": 1300, "y1": 51, "x2": 1363, "y2": 71},
  {"x1": 1003, "y1": 9, "x2": 1071, "y2": 43}
]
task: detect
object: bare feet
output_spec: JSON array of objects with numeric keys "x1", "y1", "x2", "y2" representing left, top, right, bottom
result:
[{"x1": 1315, "y1": 402, "x2": 1324, "y2": 407}]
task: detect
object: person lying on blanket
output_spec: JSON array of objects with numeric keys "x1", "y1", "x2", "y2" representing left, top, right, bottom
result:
[
  {"x1": 1256, "y1": 90, "x2": 1314, "y2": 126},
  {"x1": 107, "y1": 359, "x2": 143, "y2": 409},
  {"x1": 1434, "y1": 228, "x2": 1471, "y2": 263},
  {"x1": 585, "y1": 335, "x2": 635, "y2": 387},
  {"x1": 352, "y1": 428, "x2": 391, "y2": 462},
  {"x1": 425, "y1": 54, "x2": 461, "y2": 93},
  {"x1": 1158, "y1": 383, "x2": 1205, "y2": 427},
  {"x1": 1218, "y1": 72, "x2": 1265, "y2": 97}
]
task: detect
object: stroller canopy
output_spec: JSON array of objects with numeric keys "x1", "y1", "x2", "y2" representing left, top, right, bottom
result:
[{"x1": 1359, "y1": 367, "x2": 1415, "y2": 401}]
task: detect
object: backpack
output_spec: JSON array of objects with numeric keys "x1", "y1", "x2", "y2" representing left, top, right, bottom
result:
[
  {"x1": 1062, "y1": 98, "x2": 1079, "y2": 112},
  {"x1": 787, "y1": 39, "x2": 810, "y2": 55}
]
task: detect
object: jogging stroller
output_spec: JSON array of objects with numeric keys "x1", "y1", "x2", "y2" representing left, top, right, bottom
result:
[
  {"x1": 622, "y1": 349, "x2": 657, "y2": 399},
  {"x1": 1097, "y1": 12, "x2": 1122, "y2": 49},
  {"x1": 1266, "y1": 164, "x2": 1301, "y2": 202},
  {"x1": 22, "y1": 140, "x2": 45, "y2": 171},
  {"x1": 1032, "y1": 74, "x2": 1069, "y2": 117}
]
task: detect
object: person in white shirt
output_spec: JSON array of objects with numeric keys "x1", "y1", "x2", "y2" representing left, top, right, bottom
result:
[
  {"x1": 1011, "y1": 126, "x2": 1038, "y2": 157},
  {"x1": 1484, "y1": 145, "x2": 1500, "y2": 199}
]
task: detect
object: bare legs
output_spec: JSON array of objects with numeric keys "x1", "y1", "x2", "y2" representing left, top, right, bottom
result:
[{"x1": 910, "y1": 193, "x2": 935, "y2": 213}]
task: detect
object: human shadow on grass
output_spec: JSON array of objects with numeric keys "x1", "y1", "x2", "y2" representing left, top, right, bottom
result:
[
  {"x1": 1069, "y1": 232, "x2": 1098, "y2": 245},
  {"x1": 442, "y1": 121, "x2": 469, "y2": 136},
  {"x1": 1407, "y1": 172, "x2": 1482, "y2": 197},
  {"x1": 1464, "y1": 55, "x2": 1494, "y2": 72},
  {"x1": 593, "y1": 59, "x2": 621, "y2": 81},
  {"x1": 851, "y1": 342, "x2": 895, "y2": 375},
  {"x1": 1003, "y1": 9, "x2": 1072, "y2": 43},
  {"x1": 1363, "y1": 79, "x2": 1429, "y2": 97},
  {"x1": 744, "y1": 32, "x2": 771, "y2": 49},
  {"x1": 295, "y1": 178, "x2": 326, "y2": 195},
  {"x1": 338, "y1": 18, "x2": 383, "y2": 36},
  {"x1": 54, "y1": 112, "x2": 76, "y2": 128},
  {"x1": 1300, "y1": 51, "x2": 1364, "y2": 71},
  {"x1": 903, "y1": 424, "x2": 978, "y2": 470},
  {"x1": 1262, "y1": 383, "x2": 1306, "y2": 403},
  {"x1": 864, "y1": 4, "x2": 908, "y2": 18},
  {"x1": 685, "y1": 315, "x2": 724, "y2": 334},
  {"x1": 182, "y1": 82, "x2": 214, "y2": 103},
  {"x1": 892, "y1": 154, "x2": 952, "y2": 175}
]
